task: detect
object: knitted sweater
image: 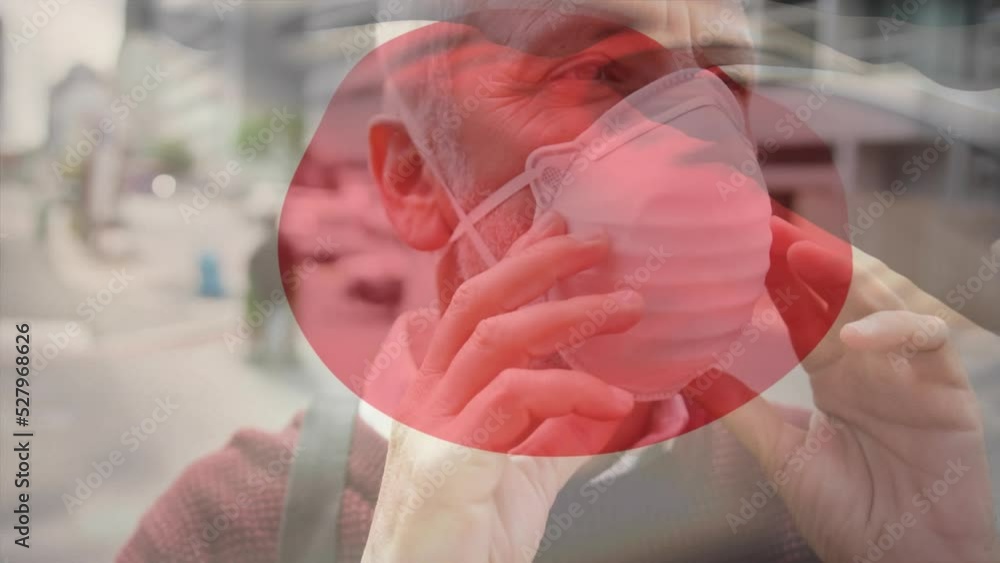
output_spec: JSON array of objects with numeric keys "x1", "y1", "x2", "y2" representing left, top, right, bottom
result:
[{"x1": 116, "y1": 399, "x2": 818, "y2": 563}]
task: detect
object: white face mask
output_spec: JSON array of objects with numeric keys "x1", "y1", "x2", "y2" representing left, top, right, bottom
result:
[{"x1": 442, "y1": 68, "x2": 773, "y2": 401}]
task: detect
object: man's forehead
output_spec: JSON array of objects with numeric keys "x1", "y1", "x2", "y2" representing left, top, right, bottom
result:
[
  {"x1": 461, "y1": 2, "x2": 664, "y2": 53},
  {"x1": 483, "y1": 0, "x2": 671, "y2": 30},
  {"x1": 377, "y1": 1, "x2": 754, "y2": 87},
  {"x1": 451, "y1": 1, "x2": 751, "y2": 58},
  {"x1": 386, "y1": 0, "x2": 750, "y2": 41}
]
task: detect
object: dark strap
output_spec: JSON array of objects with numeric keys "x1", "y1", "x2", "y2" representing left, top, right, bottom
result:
[{"x1": 278, "y1": 381, "x2": 360, "y2": 563}]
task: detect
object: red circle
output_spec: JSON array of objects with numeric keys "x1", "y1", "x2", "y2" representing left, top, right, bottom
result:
[{"x1": 279, "y1": 13, "x2": 852, "y2": 456}]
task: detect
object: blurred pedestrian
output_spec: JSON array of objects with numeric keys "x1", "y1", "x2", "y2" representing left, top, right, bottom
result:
[
  {"x1": 197, "y1": 249, "x2": 224, "y2": 298},
  {"x1": 247, "y1": 219, "x2": 297, "y2": 365}
]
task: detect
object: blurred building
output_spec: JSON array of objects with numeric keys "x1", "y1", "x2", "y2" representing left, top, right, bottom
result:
[
  {"x1": 283, "y1": 0, "x2": 1000, "y2": 328},
  {"x1": 118, "y1": 0, "x2": 245, "y2": 176},
  {"x1": 0, "y1": 15, "x2": 26, "y2": 178},
  {"x1": 758, "y1": 0, "x2": 999, "y2": 88},
  {"x1": 751, "y1": 0, "x2": 1000, "y2": 329},
  {"x1": 47, "y1": 65, "x2": 111, "y2": 158},
  {"x1": 0, "y1": 16, "x2": 4, "y2": 137},
  {"x1": 269, "y1": 1, "x2": 386, "y2": 171},
  {"x1": 121, "y1": 0, "x2": 998, "y2": 327}
]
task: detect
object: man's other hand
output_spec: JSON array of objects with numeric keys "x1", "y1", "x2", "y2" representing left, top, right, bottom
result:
[{"x1": 696, "y1": 217, "x2": 996, "y2": 563}]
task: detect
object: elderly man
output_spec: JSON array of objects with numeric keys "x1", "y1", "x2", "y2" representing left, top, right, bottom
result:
[{"x1": 117, "y1": 2, "x2": 996, "y2": 562}]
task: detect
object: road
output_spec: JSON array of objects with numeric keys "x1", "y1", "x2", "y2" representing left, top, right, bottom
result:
[{"x1": 0, "y1": 186, "x2": 315, "y2": 562}]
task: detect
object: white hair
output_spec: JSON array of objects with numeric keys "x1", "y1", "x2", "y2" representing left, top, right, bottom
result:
[
  {"x1": 373, "y1": 17, "x2": 478, "y2": 207},
  {"x1": 370, "y1": 0, "x2": 755, "y2": 207}
]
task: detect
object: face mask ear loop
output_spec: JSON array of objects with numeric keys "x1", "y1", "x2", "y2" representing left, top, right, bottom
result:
[
  {"x1": 444, "y1": 169, "x2": 540, "y2": 268},
  {"x1": 464, "y1": 169, "x2": 538, "y2": 226},
  {"x1": 443, "y1": 194, "x2": 500, "y2": 268}
]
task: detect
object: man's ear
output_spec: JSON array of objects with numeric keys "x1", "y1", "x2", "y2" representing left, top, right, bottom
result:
[{"x1": 369, "y1": 115, "x2": 453, "y2": 251}]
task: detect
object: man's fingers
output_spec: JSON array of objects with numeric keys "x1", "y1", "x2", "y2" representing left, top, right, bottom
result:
[
  {"x1": 436, "y1": 291, "x2": 644, "y2": 412},
  {"x1": 840, "y1": 311, "x2": 949, "y2": 353},
  {"x1": 768, "y1": 215, "x2": 810, "y2": 266},
  {"x1": 790, "y1": 241, "x2": 911, "y2": 332},
  {"x1": 766, "y1": 217, "x2": 835, "y2": 358},
  {"x1": 786, "y1": 240, "x2": 852, "y2": 305},
  {"x1": 421, "y1": 231, "x2": 610, "y2": 376},
  {"x1": 840, "y1": 310, "x2": 968, "y2": 390},
  {"x1": 448, "y1": 369, "x2": 634, "y2": 451}
]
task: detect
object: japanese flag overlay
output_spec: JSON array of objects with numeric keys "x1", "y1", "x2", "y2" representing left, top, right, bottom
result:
[{"x1": 280, "y1": 13, "x2": 853, "y2": 456}]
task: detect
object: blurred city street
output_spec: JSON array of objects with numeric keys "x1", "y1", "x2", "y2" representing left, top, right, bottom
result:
[
  {"x1": 1, "y1": 0, "x2": 999, "y2": 561},
  {"x1": 0, "y1": 182, "x2": 318, "y2": 561}
]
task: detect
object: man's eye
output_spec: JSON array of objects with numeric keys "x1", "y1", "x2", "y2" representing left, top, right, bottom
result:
[
  {"x1": 549, "y1": 56, "x2": 617, "y2": 83},
  {"x1": 555, "y1": 61, "x2": 610, "y2": 81}
]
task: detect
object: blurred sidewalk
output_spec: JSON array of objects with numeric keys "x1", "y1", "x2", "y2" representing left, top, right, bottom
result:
[
  {"x1": 44, "y1": 199, "x2": 238, "y2": 344},
  {"x1": 1, "y1": 183, "x2": 316, "y2": 562}
]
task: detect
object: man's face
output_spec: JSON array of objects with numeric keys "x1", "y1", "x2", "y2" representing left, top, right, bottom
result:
[{"x1": 420, "y1": 4, "x2": 750, "y2": 275}]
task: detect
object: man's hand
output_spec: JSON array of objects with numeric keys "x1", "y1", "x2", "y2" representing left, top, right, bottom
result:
[
  {"x1": 700, "y1": 217, "x2": 996, "y2": 563},
  {"x1": 362, "y1": 213, "x2": 641, "y2": 563}
]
